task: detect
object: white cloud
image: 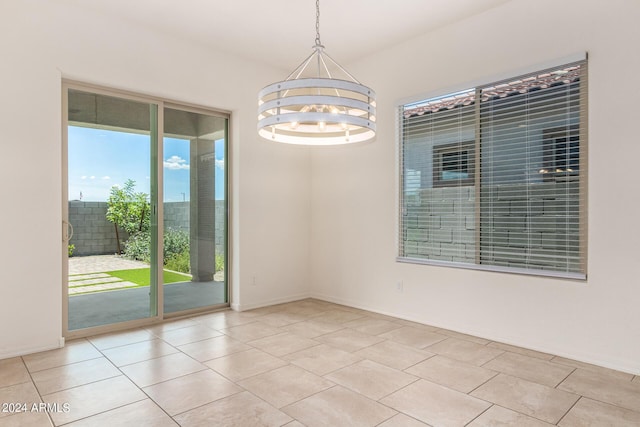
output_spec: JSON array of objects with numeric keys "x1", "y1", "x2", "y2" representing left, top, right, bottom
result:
[
  {"x1": 215, "y1": 159, "x2": 225, "y2": 170},
  {"x1": 81, "y1": 175, "x2": 87, "y2": 180},
  {"x1": 101, "y1": 176, "x2": 111, "y2": 180},
  {"x1": 90, "y1": 176, "x2": 96, "y2": 180},
  {"x1": 164, "y1": 155, "x2": 190, "y2": 170}
]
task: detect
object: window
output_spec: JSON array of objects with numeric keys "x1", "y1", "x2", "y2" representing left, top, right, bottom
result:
[
  {"x1": 433, "y1": 141, "x2": 475, "y2": 187},
  {"x1": 399, "y1": 59, "x2": 587, "y2": 278},
  {"x1": 541, "y1": 126, "x2": 580, "y2": 182}
]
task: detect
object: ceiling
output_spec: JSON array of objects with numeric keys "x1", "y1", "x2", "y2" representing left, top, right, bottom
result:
[{"x1": 63, "y1": 0, "x2": 510, "y2": 72}]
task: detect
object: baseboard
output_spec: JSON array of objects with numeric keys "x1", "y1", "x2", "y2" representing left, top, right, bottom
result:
[
  {"x1": 309, "y1": 292, "x2": 640, "y2": 376},
  {"x1": 480, "y1": 333, "x2": 640, "y2": 376},
  {"x1": 232, "y1": 292, "x2": 312, "y2": 312},
  {"x1": 0, "y1": 338, "x2": 65, "y2": 361}
]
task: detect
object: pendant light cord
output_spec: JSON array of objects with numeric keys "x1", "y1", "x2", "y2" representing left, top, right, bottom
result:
[{"x1": 315, "y1": 0, "x2": 322, "y2": 47}]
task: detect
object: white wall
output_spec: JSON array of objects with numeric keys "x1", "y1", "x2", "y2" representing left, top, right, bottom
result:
[
  {"x1": 3, "y1": 0, "x2": 638, "y2": 375},
  {"x1": 0, "y1": 0, "x2": 311, "y2": 358},
  {"x1": 310, "y1": 0, "x2": 640, "y2": 374}
]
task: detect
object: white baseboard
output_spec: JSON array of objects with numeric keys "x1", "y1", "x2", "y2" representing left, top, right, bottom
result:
[
  {"x1": 232, "y1": 292, "x2": 312, "y2": 312},
  {"x1": 0, "y1": 338, "x2": 65, "y2": 360},
  {"x1": 309, "y1": 292, "x2": 640, "y2": 376}
]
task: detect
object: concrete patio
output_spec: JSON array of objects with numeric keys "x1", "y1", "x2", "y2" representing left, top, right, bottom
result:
[{"x1": 68, "y1": 255, "x2": 226, "y2": 331}]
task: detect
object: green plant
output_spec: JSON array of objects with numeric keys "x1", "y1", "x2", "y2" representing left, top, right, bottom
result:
[
  {"x1": 165, "y1": 250, "x2": 190, "y2": 274},
  {"x1": 123, "y1": 231, "x2": 151, "y2": 263},
  {"x1": 68, "y1": 244, "x2": 75, "y2": 257},
  {"x1": 215, "y1": 253, "x2": 224, "y2": 272},
  {"x1": 106, "y1": 179, "x2": 150, "y2": 253},
  {"x1": 163, "y1": 228, "x2": 189, "y2": 261},
  {"x1": 123, "y1": 228, "x2": 190, "y2": 267}
]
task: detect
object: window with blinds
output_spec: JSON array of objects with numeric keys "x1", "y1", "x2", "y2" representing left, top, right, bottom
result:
[{"x1": 399, "y1": 59, "x2": 587, "y2": 279}]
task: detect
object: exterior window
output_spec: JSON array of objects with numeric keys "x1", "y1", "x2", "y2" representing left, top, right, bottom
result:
[
  {"x1": 399, "y1": 60, "x2": 587, "y2": 278},
  {"x1": 433, "y1": 141, "x2": 475, "y2": 187},
  {"x1": 541, "y1": 126, "x2": 580, "y2": 181}
]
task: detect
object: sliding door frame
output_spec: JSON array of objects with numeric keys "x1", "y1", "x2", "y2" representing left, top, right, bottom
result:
[
  {"x1": 62, "y1": 80, "x2": 231, "y2": 339},
  {"x1": 163, "y1": 101, "x2": 231, "y2": 319}
]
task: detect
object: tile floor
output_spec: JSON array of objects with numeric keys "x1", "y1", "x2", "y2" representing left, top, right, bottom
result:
[{"x1": 1, "y1": 299, "x2": 640, "y2": 426}]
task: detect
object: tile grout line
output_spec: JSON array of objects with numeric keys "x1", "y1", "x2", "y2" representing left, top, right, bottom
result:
[
  {"x1": 55, "y1": 399, "x2": 148, "y2": 426},
  {"x1": 555, "y1": 395, "x2": 583, "y2": 426},
  {"x1": 570, "y1": 394, "x2": 640, "y2": 417},
  {"x1": 554, "y1": 366, "x2": 577, "y2": 389},
  {"x1": 86, "y1": 335, "x2": 155, "y2": 353},
  {"x1": 17, "y1": 355, "x2": 55, "y2": 427},
  {"x1": 96, "y1": 343, "x2": 181, "y2": 426},
  {"x1": 278, "y1": 383, "x2": 340, "y2": 416},
  {"x1": 479, "y1": 349, "x2": 506, "y2": 367},
  {"x1": 374, "y1": 376, "x2": 422, "y2": 402},
  {"x1": 10, "y1": 299, "x2": 640, "y2": 426},
  {"x1": 466, "y1": 371, "x2": 500, "y2": 395},
  {"x1": 25, "y1": 354, "x2": 105, "y2": 375},
  {"x1": 168, "y1": 388, "x2": 247, "y2": 419},
  {"x1": 463, "y1": 403, "x2": 495, "y2": 426},
  {"x1": 400, "y1": 352, "x2": 438, "y2": 372},
  {"x1": 39, "y1": 334, "x2": 210, "y2": 424}
]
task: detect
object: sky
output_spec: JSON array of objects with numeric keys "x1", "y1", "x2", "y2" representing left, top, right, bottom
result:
[{"x1": 68, "y1": 126, "x2": 225, "y2": 202}]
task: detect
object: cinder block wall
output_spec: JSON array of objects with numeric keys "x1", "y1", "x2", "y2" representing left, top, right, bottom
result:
[
  {"x1": 403, "y1": 186, "x2": 475, "y2": 263},
  {"x1": 164, "y1": 202, "x2": 190, "y2": 232},
  {"x1": 480, "y1": 181, "x2": 580, "y2": 271},
  {"x1": 68, "y1": 201, "x2": 124, "y2": 256},
  {"x1": 403, "y1": 182, "x2": 580, "y2": 270},
  {"x1": 69, "y1": 201, "x2": 226, "y2": 256}
]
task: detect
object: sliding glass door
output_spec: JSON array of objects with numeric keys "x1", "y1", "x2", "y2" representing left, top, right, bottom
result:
[
  {"x1": 163, "y1": 107, "x2": 228, "y2": 313},
  {"x1": 65, "y1": 87, "x2": 159, "y2": 331},
  {"x1": 63, "y1": 83, "x2": 228, "y2": 335}
]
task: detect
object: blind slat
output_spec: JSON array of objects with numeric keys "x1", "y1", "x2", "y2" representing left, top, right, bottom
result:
[{"x1": 399, "y1": 60, "x2": 587, "y2": 278}]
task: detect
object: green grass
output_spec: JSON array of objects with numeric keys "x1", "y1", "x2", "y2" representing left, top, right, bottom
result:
[{"x1": 106, "y1": 268, "x2": 191, "y2": 287}]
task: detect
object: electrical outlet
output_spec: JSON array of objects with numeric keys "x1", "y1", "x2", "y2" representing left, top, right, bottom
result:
[
  {"x1": 396, "y1": 281, "x2": 404, "y2": 293},
  {"x1": 252, "y1": 276, "x2": 256, "y2": 286}
]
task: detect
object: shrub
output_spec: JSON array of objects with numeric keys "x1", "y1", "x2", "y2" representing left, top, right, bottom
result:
[
  {"x1": 165, "y1": 250, "x2": 190, "y2": 274},
  {"x1": 68, "y1": 244, "x2": 75, "y2": 257},
  {"x1": 163, "y1": 228, "x2": 189, "y2": 261},
  {"x1": 106, "y1": 179, "x2": 150, "y2": 253},
  {"x1": 215, "y1": 254, "x2": 224, "y2": 272},
  {"x1": 123, "y1": 231, "x2": 151, "y2": 263},
  {"x1": 123, "y1": 228, "x2": 190, "y2": 266}
]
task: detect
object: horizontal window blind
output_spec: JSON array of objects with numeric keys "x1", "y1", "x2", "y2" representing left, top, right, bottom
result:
[{"x1": 399, "y1": 60, "x2": 587, "y2": 278}]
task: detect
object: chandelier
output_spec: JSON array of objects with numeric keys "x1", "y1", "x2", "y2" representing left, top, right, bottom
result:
[{"x1": 258, "y1": 0, "x2": 376, "y2": 145}]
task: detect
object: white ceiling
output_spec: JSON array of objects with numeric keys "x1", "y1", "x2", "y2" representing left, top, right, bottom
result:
[{"x1": 63, "y1": 0, "x2": 510, "y2": 72}]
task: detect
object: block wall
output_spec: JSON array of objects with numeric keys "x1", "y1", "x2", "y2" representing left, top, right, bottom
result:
[
  {"x1": 402, "y1": 182, "x2": 580, "y2": 271},
  {"x1": 403, "y1": 186, "x2": 476, "y2": 263},
  {"x1": 68, "y1": 201, "x2": 226, "y2": 256}
]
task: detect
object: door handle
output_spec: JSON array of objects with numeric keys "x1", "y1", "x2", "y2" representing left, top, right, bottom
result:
[{"x1": 62, "y1": 220, "x2": 74, "y2": 242}]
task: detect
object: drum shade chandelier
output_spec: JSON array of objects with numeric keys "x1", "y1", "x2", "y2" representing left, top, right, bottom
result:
[{"x1": 258, "y1": 0, "x2": 376, "y2": 145}]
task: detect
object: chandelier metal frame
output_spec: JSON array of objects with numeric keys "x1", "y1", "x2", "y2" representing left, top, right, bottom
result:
[{"x1": 257, "y1": 0, "x2": 376, "y2": 145}]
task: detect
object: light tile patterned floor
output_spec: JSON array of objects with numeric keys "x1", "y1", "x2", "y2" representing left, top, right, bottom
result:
[{"x1": 2, "y1": 299, "x2": 640, "y2": 426}]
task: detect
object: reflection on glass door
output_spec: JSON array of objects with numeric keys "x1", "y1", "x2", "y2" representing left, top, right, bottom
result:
[
  {"x1": 163, "y1": 107, "x2": 228, "y2": 314},
  {"x1": 66, "y1": 87, "x2": 158, "y2": 331}
]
